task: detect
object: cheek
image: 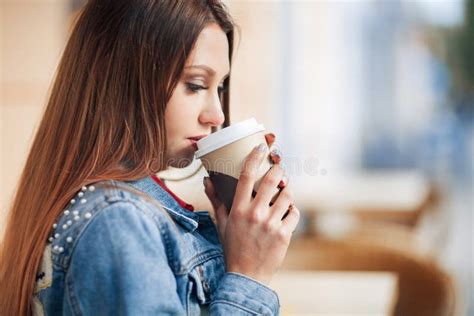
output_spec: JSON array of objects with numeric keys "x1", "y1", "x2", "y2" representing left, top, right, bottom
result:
[
  {"x1": 165, "y1": 86, "x2": 201, "y2": 139},
  {"x1": 165, "y1": 106, "x2": 198, "y2": 136}
]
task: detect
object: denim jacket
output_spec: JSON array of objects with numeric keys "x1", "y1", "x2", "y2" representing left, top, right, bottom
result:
[{"x1": 32, "y1": 176, "x2": 280, "y2": 315}]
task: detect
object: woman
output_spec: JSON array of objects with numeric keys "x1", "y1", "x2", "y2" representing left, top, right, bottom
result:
[{"x1": 0, "y1": 0, "x2": 300, "y2": 314}]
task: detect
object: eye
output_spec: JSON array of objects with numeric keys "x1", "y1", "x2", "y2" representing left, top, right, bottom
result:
[{"x1": 186, "y1": 82, "x2": 208, "y2": 93}]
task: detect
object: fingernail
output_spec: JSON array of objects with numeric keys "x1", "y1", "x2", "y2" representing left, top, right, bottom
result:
[
  {"x1": 266, "y1": 133, "x2": 276, "y2": 142},
  {"x1": 278, "y1": 180, "x2": 285, "y2": 189},
  {"x1": 271, "y1": 148, "x2": 281, "y2": 156},
  {"x1": 278, "y1": 175, "x2": 288, "y2": 189},
  {"x1": 257, "y1": 143, "x2": 267, "y2": 152},
  {"x1": 270, "y1": 149, "x2": 282, "y2": 164}
]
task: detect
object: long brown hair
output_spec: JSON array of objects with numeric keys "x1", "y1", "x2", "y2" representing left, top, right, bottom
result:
[{"x1": 0, "y1": 1, "x2": 235, "y2": 314}]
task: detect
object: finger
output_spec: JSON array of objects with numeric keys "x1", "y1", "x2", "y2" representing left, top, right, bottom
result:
[
  {"x1": 281, "y1": 204, "x2": 300, "y2": 235},
  {"x1": 214, "y1": 202, "x2": 228, "y2": 237},
  {"x1": 203, "y1": 177, "x2": 229, "y2": 231},
  {"x1": 269, "y1": 148, "x2": 282, "y2": 164},
  {"x1": 253, "y1": 164, "x2": 285, "y2": 208},
  {"x1": 277, "y1": 175, "x2": 288, "y2": 190},
  {"x1": 269, "y1": 185, "x2": 293, "y2": 221},
  {"x1": 265, "y1": 133, "x2": 276, "y2": 147},
  {"x1": 203, "y1": 177, "x2": 223, "y2": 211},
  {"x1": 233, "y1": 143, "x2": 268, "y2": 210}
]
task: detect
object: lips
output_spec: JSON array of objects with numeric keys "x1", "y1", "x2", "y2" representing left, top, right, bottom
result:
[
  {"x1": 187, "y1": 135, "x2": 208, "y2": 141},
  {"x1": 187, "y1": 135, "x2": 208, "y2": 151},
  {"x1": 188, "y1": 135, "x2": 207, "y2": 141}
]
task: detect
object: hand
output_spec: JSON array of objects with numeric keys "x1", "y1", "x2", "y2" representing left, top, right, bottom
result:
[
  {"x1": 264, "y1": 133, "x2": 282, "y2": 165},
  {"x1": 203, "y1": 133, "x2": 300, "y2": 285},
  {"x1": 204, "y1": 133, "x2": 283, "y2": 241}
]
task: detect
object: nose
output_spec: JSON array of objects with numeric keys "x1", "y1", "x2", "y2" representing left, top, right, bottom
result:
[{"x1": 198, "y1": 94, "x2": 225, "y2": 127}]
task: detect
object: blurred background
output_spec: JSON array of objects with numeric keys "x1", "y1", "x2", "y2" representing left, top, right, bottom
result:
[{"x1": 1, "y1": 0, "x2": 472, "y2": 315}]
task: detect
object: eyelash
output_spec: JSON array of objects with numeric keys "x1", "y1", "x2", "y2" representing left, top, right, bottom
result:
[{"x1": 186, "y1": 83, "x2": 227, "y2": 94}]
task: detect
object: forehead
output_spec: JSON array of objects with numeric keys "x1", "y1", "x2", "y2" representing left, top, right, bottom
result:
[{"x1": 185, "y1": 23, "x2": 230, "y2": 75}]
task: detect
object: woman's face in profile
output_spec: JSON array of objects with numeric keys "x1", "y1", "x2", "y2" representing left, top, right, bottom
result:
[{"x1": 164, "y1": 23, "x2": 230, "y2": 169}]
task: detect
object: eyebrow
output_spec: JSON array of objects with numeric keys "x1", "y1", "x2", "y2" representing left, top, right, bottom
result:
[{"x1": 184, "y1": 64, "x2": 230, "y2": 81}]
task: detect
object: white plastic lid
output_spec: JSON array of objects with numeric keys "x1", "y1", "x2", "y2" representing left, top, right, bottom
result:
[{"x1": 194, "y1": 118, "x2": 265, "y2": 158}]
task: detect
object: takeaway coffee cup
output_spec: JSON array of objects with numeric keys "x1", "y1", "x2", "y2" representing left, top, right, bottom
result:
[{"x1": 194, "y1": 118, "x2": 281, "y2": 211}]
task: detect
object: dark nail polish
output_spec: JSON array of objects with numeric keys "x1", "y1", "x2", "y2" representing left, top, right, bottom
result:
[
  {"x1": 278, "y1": 180, "x2": 285, "y2": 189},
  {"x1": 271, "y1": 151, "x2": 282, "y2": 164}
]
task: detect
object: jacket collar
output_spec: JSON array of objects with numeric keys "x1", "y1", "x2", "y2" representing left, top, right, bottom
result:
[{"x1": 126, "y1": 176, "x2": 200, "y2": 232}]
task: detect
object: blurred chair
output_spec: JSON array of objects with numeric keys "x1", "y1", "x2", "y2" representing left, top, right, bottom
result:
[
  {"x1": 295, "y1": 171, "x2": 438, "y2": 231},
  {"x1": 282, "y1": 235, "x2": 459, "y2": 316},
  {"x1": 351, "y1": 184, "x2": 440, "y2": 228}
]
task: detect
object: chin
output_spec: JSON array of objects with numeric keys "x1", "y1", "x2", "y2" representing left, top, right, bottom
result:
[{"x1": 166, "y1": 150, "x2": 195, "y2": 169}]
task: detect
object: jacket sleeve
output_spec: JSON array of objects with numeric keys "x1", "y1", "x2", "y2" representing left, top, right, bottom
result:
[
  {"x1": 67, "y1": 201, "x2": 186, "y2": 315},
  {"x1": 210, "y1": 272, "x2": 280, "y2": 315}
]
